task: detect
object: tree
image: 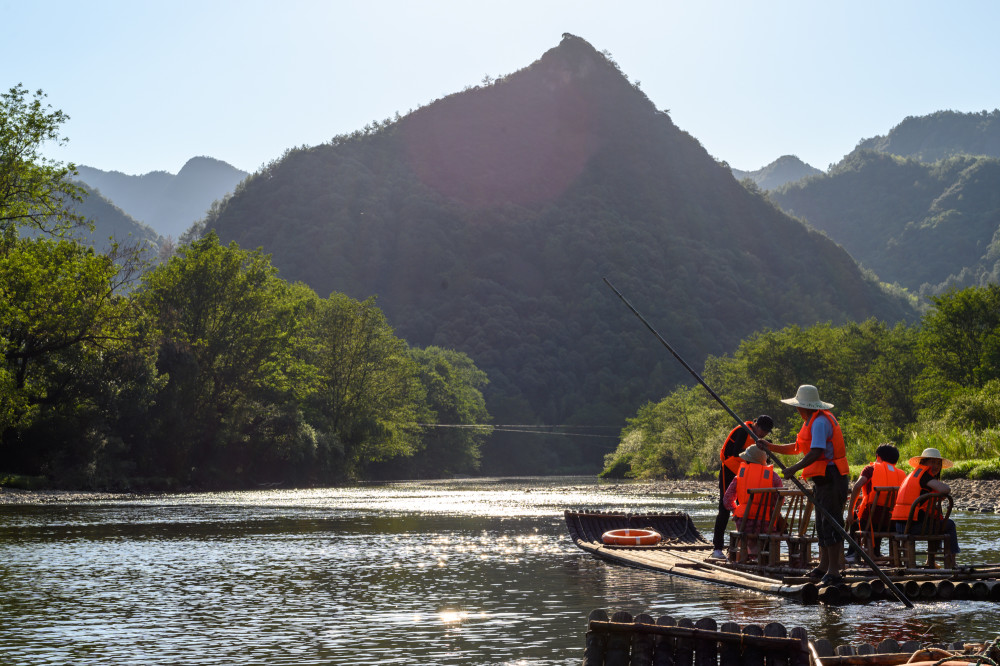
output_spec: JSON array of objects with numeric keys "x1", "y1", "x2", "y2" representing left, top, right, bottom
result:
[
  {"x1": 919, "y1": 285, "x2": 1000, "y2": 390},
  {"x1": 403, "y1": 346, "x2": 491, "y2": 476},
  {"x1": 0, "y1": 237, "x2": 147, "y2": 478},
  {"x1": 303, "y1": 293, "x2": 425, "y2": 478},
  {"x1": 137, "y1": 231, "x2": 309, "y2": 483},
  {"x1": 0, "y1": 84, "x2": 85, "y2": 240}
]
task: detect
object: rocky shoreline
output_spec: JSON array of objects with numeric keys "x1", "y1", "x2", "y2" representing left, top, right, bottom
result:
[
  {"x1": 599, "y1": 478, "x2": 1000, "y2": 513},
  {"x1": 2, "y1": 478, "x2": 999, "y2": 512}
]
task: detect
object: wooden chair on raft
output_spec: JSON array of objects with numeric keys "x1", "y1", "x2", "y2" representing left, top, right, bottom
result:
[
  {"x1": 845, "y1": 486, "x2": 899, "y2": 563},
  {"x1": 727, "y1": 489, "x2": 816, "y2": 568},
  {"x1": 888, "y1": 492, "x2": 956, "y2": 570}
]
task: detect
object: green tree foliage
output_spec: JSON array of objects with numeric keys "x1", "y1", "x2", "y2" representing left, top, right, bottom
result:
[
  {"x1": 403, "y1": 346, "x2": 491, "y2": 477},
  {"x1": 917, "y1": 285, "x2": 1000, "y2": 407},
  {"x1": 301, "y1": 293, "x2": 425, "y2": 478},
  {"x1": 136, "y1": 231, "x2": 309, "y2": 484},
  {"x1": 0, "y1": 237, "x2": 147, "y2": 480},
  {"x1": 0, "y1": 84, "x2": 85, "y2": 239}
]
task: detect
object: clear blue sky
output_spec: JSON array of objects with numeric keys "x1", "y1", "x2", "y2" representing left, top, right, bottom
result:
[{"x1": 4, "y1": 0, "x2": 999, "y2": 176}]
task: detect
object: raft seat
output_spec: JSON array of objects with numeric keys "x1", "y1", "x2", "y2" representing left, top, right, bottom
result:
[
  {"x1": 888, "y1": 492, "x2": 956, "y2": 570},
  {"x1": 848, "y1": 486, "x2": 900, "y2": 563},
  {"x1": 728, "y1": 489, "x2": 816, "y2": 568}
]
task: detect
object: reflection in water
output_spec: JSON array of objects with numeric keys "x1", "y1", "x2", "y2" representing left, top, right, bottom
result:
[{"x1": 0, "y1": 477, "x2": 997, "y2": 665}]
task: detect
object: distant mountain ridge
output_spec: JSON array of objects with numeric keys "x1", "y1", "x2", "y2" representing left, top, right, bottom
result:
[
  {"x1": 856, "y1": 109, "x2": 1000, "y2": 162},
  {"x1": 771, "y1": 150, "x2": 1000, "y2": 294},
  {"x1": 202, "y1": 34, "x2": 914, "y2": 473},
  {"x1": 75, "y1": 157, "x2": 248, "y2": 238},
  {"x1": 731, "y1": 155, "x2": 822, "y2": 190},
  {"x1": 70, "y1": 183, "x2": 163, "y2": 251}
]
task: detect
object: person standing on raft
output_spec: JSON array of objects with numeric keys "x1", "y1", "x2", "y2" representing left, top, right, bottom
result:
[
  {"x1": 764, "y1": 384, "x2": 849, "y2": 586},
  {"x1": 711, "y1": 415, "x2": 773, "y2": 560}
]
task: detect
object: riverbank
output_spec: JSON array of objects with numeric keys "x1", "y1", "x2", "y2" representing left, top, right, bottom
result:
[
  {"x1": 599, "y1": 478, "x2": 1000, "y2": 513},
  {"x1": 3, "y1": 478, "x2": 1000, "y2": 512}
]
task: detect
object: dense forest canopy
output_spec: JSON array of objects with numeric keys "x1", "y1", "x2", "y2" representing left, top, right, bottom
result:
[
  {"x1": 203, "y1": 34, "x2": 915, "y2": 474},
  {"x1": 771, "y1": 150, "x2": 1000, "y2": 295},
  {"x1": 603, "y1": 285, "x2": 1000, "y2": 481},
  {"x1": 856, "y1": 109, "x2": 1000, "y2": 163},
  {"x1": 1, "y1": 85, "x2": 491, "y2": 490}
]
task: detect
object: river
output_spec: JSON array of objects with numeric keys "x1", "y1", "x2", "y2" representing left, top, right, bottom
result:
[{"x1": 1, "y1": 477, "x2": 997, "y2": 665}]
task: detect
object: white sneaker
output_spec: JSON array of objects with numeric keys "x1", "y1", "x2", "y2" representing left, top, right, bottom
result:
[{"x1": 710, "y1": 550, "x2": 726, "y2": 559}]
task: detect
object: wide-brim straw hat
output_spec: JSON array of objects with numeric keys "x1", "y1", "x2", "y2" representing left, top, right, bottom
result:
[
  {"x1": 780, "y1": 384, "x2": 834, "y2": 410},
  {"x1": 908, "y1": 447, "x2": 954, "y2": 469},
  {"x1": 739, "y1": 445, "x2": 767, "y2": 465}
]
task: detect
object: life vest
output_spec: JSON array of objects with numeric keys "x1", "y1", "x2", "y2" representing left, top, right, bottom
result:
[
  {"x1": 733, "y1": 461, "x2": 775, "y2": 520},
  {"x1": 891, "y1": 465, "x2": 939, "y2": 522},
  {"x1": 856, "y1": 459, "x2": 907, "y2": 518},
  {"x1": 792, "y1": 410, "x2": 849, "y2": 478},
  {"x1": 720, "y1": 421, "x2": 755, "y2": 475}
]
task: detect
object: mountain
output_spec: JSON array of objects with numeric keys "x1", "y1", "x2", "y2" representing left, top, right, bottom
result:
[
  {"x1": 731, "y1": 155, "x2": 823, "y2": 190},
  {"x1": 203, "y1": 34, "x2": 915, "y2": 473},
  {"x1": 771, "y1": 150, "x2": 1000, "y2": 294},
  {"x1": 69, "y1": 183, "x2": 163, "y2": 252},
  {"x1": 856, "y1": 109, "x2": 1000, "y2": 162},
  {"x1": 75, "y1": 157, "x2": 248, "y2": 238}
]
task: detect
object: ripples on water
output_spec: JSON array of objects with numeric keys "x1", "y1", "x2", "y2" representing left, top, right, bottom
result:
[{"x1": 1, "y1": 477, "x2": 997, "y2": 665}]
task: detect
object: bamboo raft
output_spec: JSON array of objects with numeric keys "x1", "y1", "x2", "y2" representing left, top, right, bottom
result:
[
  {"x1": 565, "y1": 509, "x2": 1000, "y2": 605},
  {"x1": 581, "y1": 609, "x2": 1000, "y2": 665}
]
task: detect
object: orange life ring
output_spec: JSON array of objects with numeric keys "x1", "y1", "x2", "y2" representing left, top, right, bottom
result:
[{"x1": 601, "y1": 528, "x2": 662, "y2": 546}]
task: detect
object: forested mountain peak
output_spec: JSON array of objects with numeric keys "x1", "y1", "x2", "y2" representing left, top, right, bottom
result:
[
  {"x1": 731, "y1": 155, "x2": 823, "y2": 191},
  {"x1": 205, "y1": 33, "x2": 915, "y2": 473},
  {"x1": 855, "y1": 109, "x2": 1000, "y2": 162}
]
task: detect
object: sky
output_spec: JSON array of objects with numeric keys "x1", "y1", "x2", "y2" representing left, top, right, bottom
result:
[{"x1": 4, "y1": 0, "x2": 1000, "y2": 176}]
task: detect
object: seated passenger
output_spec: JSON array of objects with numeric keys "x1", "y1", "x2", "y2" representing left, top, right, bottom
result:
[
  {"x1": 891, "y1": 447, "x2": 960, "y2": 557},
  {"x1": 724, "y1": 445, "x2": 784, "y2": 560},
  {"x1": 846, "y1": 444, "x2": 906, "y2": 562}
]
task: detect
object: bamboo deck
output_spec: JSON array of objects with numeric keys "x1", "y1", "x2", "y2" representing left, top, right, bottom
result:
[
  {"x1": 565, "y1": 510, "x2": 1000, "y2": 605},
  {"x1": 580, "y1": 609, "x2": 1000, "y2": 666}
]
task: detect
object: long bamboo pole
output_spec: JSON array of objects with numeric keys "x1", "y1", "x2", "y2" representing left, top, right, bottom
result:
[{"x1": 603, "y1": 277, "x2": 913, "y2": 608}]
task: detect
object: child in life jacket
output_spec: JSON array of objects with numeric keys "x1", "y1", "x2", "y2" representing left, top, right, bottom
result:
[
  {"x1": 846, "y1": 444, "x2": 906, "y2": 562},
  {"x1": 723, "y1": 445, "x2": 784, "y2": 560},
  {"x1": 891, "y1": 447, "x2": 961, "y2": 558}
]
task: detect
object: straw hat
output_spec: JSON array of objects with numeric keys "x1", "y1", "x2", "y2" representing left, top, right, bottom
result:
[
  {"x1": 739, "y1": 445, "x2": 767, "y2": 465},
  {"x1": 908, "y1": 447, "x2": 954, "y2": 469},
  {"x1": 780, "y1": 384, "x2": 833, "y2": 410}
]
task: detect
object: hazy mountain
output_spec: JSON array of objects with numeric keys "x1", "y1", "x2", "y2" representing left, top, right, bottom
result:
[
  {"x1": 771, "y1": 150, "x2": 1000, "y2": 294},
  {"x1": 731, "y1": 155, "x2": 823, "y2": 190},
  {"x1": 856, "y1": 109, "x2": 1000, "y2": 162},
  {"x1": 68, "y1": 183, "x2": 163, "y2": 252},
  {"x1": 203, "y1": 34, "x2": 914, "y2": 473},
  {"x1": 75, "y1": 157, "x2": 248, "y2": 238}
]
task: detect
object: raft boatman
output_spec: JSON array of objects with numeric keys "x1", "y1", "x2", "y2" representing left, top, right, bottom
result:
[
  {"x1": 711, "y1": 415, "x2": 773, "y2": 560},
  {"x1": 723, "y1": 445, "x2": 784, "y2": 561},
  {"x1": 891, "y1": 447, "x2": 961, "y2": 559},
  {"x1": 846, "y1": 444, "x2": 906, "y2": 562},
  {"x1": 766, "y1": 384, "x2": 849, "y2": 586}
]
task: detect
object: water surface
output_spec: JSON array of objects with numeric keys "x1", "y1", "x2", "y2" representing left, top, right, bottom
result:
[{"x1": 1, "y1": 477, "x2": 997, "y2": 665}]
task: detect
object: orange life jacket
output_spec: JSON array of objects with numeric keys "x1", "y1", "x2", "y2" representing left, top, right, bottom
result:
[
  {"x1": 733, "y1": 461, "x2": 775, "y2": 520},
  {"x1": 855, "y1": 459, "x2": 907, "y2": 518},
  {"x1": 891, "y1": 465, "x2": 938, "y2": 522},
  {"x1": 720, "y1": 421, "x2": 755, "y2": 475},
  {"x1": 792, "y1": 410, "x2": 849, "y2": 478}
]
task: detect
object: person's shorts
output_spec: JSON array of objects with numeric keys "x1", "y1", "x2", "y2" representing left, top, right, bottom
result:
[{"x1": 811, "y1": 466, "x2": 848, "y2": 546}]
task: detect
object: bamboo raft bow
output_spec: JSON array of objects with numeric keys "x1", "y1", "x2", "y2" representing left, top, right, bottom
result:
[
  {"x1": 581, "y1": 609, "x2": 1000, "y2": 666},
  {"x1": 566, "y1": 509, "x2": 1000, "y2": 605},
  {"x1": 603, "y1": 277, "x2": 913, "y2": 608}
]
